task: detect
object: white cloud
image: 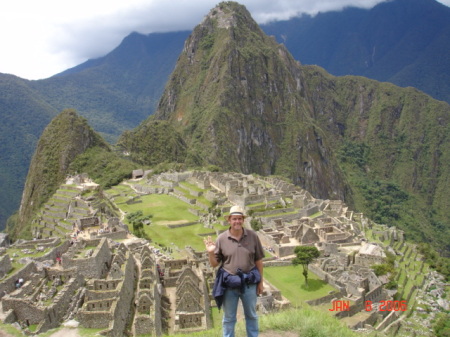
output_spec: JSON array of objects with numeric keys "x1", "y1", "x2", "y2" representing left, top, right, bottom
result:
[{"x1": 0, "y1": 0, "x2": 449, "y2": 80}]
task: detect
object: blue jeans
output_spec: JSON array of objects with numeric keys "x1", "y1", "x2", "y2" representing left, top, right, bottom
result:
[{"x1": 222, "y1": 283, "x2": 258, "y2": 337}]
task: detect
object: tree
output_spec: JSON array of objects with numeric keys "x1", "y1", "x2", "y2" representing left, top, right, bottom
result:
[
  {"x1": 126, "y1": 211, "x2": 152, "y2": 239},
  {"x1": 250, "y1": 218, "x2": 263, "y2": 231},
  {"x1": 292, "y1": 245, "x2": 320, "y2": 287}
]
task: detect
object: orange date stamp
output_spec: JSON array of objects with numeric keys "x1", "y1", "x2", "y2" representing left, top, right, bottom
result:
[{"x1": 329, "y1": 300, "x2": 408, "y2": 312}]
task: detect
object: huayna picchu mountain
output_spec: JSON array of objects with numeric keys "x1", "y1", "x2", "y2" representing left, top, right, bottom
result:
[
  {"x1": 118, "y1": 1, "x2": 351, "y2": 202},
  {"x1": 118, "y1": 1, "x2": 450, "y2": 252}
]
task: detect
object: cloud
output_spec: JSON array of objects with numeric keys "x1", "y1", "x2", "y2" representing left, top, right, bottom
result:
[
  {"x1": 0, "y1": 0, "x2": 449, "y2": 80},
  {"x1": 46, "y1": 0, "x2": 391, "y2": 69}
]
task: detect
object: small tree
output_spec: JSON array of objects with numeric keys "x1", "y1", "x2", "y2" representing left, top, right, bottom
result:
[
  {"x1": 126, "y1": 211, "x2": 152, "y2": 239},
  {"x1": 250, "y1": 218, "x2": 263, "y2": 231},
  {"x1": 292, "y1": 245, "x2": 320, "y2": 287}
]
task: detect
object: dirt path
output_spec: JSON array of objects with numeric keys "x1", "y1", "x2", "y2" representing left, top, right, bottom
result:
[{"x1": 259, "y1": 331, "x2": 298, "y2": 337}]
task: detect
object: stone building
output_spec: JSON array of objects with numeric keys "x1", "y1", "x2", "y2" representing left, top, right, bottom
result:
[{"x1": 77, "y1": 242, "x2": 136, "y2": 337}]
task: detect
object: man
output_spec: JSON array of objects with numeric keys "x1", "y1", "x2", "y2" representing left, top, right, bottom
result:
[{"x1": 204, "y1": 205, "x2": 264, "y2": 337}]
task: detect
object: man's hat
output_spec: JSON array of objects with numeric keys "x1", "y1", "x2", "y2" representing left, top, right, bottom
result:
[{"x1": 227, "y1": 205, "x2": 246, "y2": 219}]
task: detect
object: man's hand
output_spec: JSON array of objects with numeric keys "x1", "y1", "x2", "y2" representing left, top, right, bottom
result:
[
  {"x1": 257, "y1": 281, "x2": 264, "y2": 296},
  {"x1": 204, "y1": 236, "x2": 216, "y2": 253},
  {"x1": 204, "y1": 236, "x2": 219, "y2": 268}
]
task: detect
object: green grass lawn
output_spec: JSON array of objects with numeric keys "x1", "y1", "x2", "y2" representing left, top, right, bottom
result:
[
  {"x1": 120, "y1": 194, "x2": 199, "y2": 224},
  {"x1": 265, "y1": 265, "x2": 337, "y2": 307},
  {"x1": 114, "y1": 193, "x2": 227, "y2": 253},
  {"x1": 145, "y1": 223, "x2": 221, "y2": 254}
]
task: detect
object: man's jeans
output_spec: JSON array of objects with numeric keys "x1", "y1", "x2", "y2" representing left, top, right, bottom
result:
[{"x1": 222, "y1": 283, "x2": 258, "y2": 337}]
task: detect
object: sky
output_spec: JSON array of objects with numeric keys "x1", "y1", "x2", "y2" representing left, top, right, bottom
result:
[{"x1": 1, "y1": 0, "x2": 449, "y2": 80}]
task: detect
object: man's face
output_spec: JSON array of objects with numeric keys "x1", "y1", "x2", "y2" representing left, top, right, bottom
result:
[{"x1": 228, "y1": 215, "x2": 244, "y2": 230}]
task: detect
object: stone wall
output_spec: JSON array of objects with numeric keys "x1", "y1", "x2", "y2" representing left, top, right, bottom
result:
[
  {"x1": 34, "y1": 273, "x2": 85, "y2": 334},
  {"x1": 62, "y1": 238, "x2": 112, "y2": 279},
  {"x1": 259, "y1": 212, "x2": 303, "y2": 226},
  {"x1": 274, "y1": 244, "x2": 297, "y2": 257},
  {"x1": 2, "y1": 272, "x2": 84, "y2": 334},
  {"x1": 94, "y1": 229, "x2": 128, "y2": 241},
  {"x1": 171, "y1": 192, "x2": 196, "y2": 205},
  {"x1": 201, "y1": 271, "x2": 213, "y2": 330},
  {"x1": 162, "y1": 172, "x2": 192, "y2": 182},
  {"x1": 0, "y1": 255, "x2": 12, "y2": 278},
  {"x1": 0, "y1": 262, "x2": 44, "y2": 298},
  {"x1": 104, "y1": 252, "x2": 137, "y2": 337},
  {"x1": 46, "y1": 267, "x2": 78, "y2": 283},
  {"x1": 306, "y1": 289, "x2": 345, "y2": 306},
  {"x1": 77, "y1": 250, "x2": 136, "y2": 337},
  {"x1": 347, "y1": 311, "x2": 379, "y2": 329},
  {"x1": 375, "y1": 311, "x2": 400, "y2": 331},
  {"x1": 309, "y1": 264, "x2": 346, "y2": 292},
  {"x1": 13, "y1": 238, "x2": 60, "y2": 249},
  {"x1": 334, "y1": 297, "x2": 365, "y2": 319},
  {"x1": 364, "y1": 284, "x2": 384, "y2": 304},
  {"x1": 2, "y1": 298, "x2": 46, "y2": 326},
  {"x1": 35, "y1": 240, "x2": 71, "y2": 264}
]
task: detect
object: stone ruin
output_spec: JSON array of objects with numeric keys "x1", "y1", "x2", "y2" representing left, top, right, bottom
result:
[
  {"x1": 0, "y1": 233, "x2": 290, "y2": 336},
  {"x1": 1, "y1": 170, "x2": 443, "y2": 335}
]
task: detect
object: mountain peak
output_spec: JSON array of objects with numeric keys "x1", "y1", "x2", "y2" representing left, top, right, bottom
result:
[
  {"x1": 14, "y1": 109, "x2": 109, "y2": 238},
  {"x1": 139, "y1": 2, "x2": 348, "y2": 201},
  {"x1": 203, "y1": 1, "x2": 254, "y2": 29}
]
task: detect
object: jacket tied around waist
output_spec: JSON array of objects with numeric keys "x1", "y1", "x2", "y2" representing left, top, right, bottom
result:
[{"x1": 212, "y1": 267, "x2": 261, "y2": 310}]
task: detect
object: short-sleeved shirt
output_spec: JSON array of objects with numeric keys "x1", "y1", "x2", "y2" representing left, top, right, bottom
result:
[{"x1": 214, "y1": 227, "x2": 265, "y2": 275}]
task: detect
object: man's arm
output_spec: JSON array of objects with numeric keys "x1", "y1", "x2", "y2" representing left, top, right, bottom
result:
[{"x1": 255, "y1": 259, "x2": 264, "y2": 295}]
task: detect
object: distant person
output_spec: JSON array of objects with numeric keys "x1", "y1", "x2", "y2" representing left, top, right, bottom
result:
[{"x1": 204, "y1": 206, "x2": 264, "y2": 337}]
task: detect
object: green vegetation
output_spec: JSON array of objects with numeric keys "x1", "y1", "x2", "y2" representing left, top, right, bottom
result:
[
  {"x1": 160, "y1": 306, "x2": 357, "y2": 337},
  {"x1": 0, "y1": 323, "x2": 25, "y2": 337},
  {"x1": 292, "y1": 246, "x2": 321, "y2": 287},
  {"x1": 109, "y1": 191, "x2": 219, "y2": 253},
  {"x1": 117, "y1": 121, "x2": 187, "y2": 166},
  {"x1": 371, "y1": 251, "x2": 397, "y2": 289},
  {"x1": 265, "y1": 265, "x2": 336, "y2": 306},
  {"x1": 69, "y1": 146, "x2": 138, "y2": 189},
  {"x1": 433, "y1": 313, "x2": 450, "y2": 337},
  {"x1": 118, "y1": 193, "x2": 198, "y2": 224},
  {"x1": 126, "y1": 210, "x2": 152, "y2": 239},
  {"x1": 250, "y1": 218, "x2": 263, "y2": 231},
  {"x1": 7, "y1": 109, "x2": 110, "y2": 240},
  {"x1": 4, "y1": 3, "x2": 450, "y2": 336},
  {"x1": 417, "y1": 243, "x2": 450, "y2": 281},
  {"x1": 337, "y1": 138, "x2": 449, "y2": 255}
]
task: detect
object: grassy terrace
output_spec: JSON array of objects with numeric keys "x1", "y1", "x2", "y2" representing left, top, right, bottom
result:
[
  {"x1": 104, "y1": 183, "x2": 138, "y2": 198},
  {"x1": 258, "y1": 209, "x2": 299, "y2": 218},
  {"x1": 179, "y1": 181, "x2": 203, "y2": 193},
  {"x1": 364, "y1": 224, "x2": 430, "y2": 313},
  {"x1": 264, "y1": 265, "x2": 337, "y2": 307}
]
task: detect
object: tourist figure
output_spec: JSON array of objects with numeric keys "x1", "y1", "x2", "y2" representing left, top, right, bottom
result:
[{"x1": 204, "y1": 206, "x2": 264, "y2": 337}]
